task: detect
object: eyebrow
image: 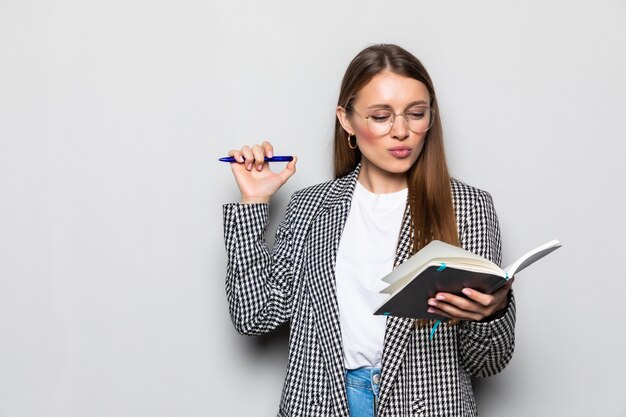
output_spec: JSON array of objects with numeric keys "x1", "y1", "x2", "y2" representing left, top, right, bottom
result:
[{"x1": 366, "y1": 100, "x2": 429, "y2": 110}]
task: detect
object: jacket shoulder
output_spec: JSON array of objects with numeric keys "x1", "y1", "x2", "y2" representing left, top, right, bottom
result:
[
  {"x1": 282, "y1": 177, "x2": 343, "y2": 224},
  {"x1": 291, "y1": 169, "x2": 355, "y2": 208},
  {"x1": 451, "y1": 177, "x2": 501, "y2": 263},
  {"x1": 450, "y1": 177, "x2": 494, "y2": 211},
  {"x1": 292, "y1": 177, "x2": 337, "y2": 202}
]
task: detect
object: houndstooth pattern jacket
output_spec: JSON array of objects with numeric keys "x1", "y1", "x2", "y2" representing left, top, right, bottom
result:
[{"x1": 223, "y1": 165, "x2": 515, "y2": 417}]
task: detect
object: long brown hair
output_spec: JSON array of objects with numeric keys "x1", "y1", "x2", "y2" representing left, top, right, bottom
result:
[{"x1": 334, "y1": 44, "x2": 460, "y2": 254}]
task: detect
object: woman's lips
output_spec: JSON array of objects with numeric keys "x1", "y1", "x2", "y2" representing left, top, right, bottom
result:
[{"x1": 388, "y1": 147, "x2": 412, "y2": 158}]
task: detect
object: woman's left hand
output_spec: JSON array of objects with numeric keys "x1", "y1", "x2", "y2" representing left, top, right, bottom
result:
[{"x1": 427, "y1": 279, "x2": 514, "y2": 321}]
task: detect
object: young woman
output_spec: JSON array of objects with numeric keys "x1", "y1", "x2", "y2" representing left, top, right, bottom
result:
[{"x1": 223, "y1": 44, "x2": 515, "y2": 417}]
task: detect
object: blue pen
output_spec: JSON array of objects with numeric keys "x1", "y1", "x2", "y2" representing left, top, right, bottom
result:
[{"x1": 218, "y1": 156, "x2": 294, "y2": 163}]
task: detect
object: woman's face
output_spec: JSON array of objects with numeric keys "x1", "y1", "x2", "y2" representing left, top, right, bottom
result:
[{"x1": 338, "y1": 70, "x2": 431, "y2": 185}]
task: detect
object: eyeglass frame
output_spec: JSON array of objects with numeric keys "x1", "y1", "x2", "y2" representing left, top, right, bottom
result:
[{"x1": 345, "y1": 104, "x2": 436, "y2": 136}]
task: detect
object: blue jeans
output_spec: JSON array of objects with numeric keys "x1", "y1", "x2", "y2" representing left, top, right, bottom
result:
[{"x1": 345, "y1": 367, "x2": 381, "y2": 417}]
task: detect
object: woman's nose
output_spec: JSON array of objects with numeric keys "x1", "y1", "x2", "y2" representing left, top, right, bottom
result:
[{"x1": 390, "y1": 114, "x2": 410, "y2": 140}]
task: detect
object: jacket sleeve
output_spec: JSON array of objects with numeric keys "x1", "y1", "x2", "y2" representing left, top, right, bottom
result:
[
  {"x1": 457, "y1": 190, "x2": 516, "y2": 377},
  {"x1": 223, "y1": 197, "x2": 296, "y2": 336}
]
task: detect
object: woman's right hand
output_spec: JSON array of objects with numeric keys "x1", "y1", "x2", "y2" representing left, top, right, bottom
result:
[{"x1": 227, "y1": 141, "x2": 297, "y2": 204}]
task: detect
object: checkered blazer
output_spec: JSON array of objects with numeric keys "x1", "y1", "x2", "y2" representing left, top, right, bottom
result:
[{"x1": 223, "y1": 165, "x2": 515, "y2": 417}]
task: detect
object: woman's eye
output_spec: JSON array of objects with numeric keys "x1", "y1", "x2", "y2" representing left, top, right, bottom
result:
[
  {"x1": 407, "y1": 110, "x2": 426, "y2": 120},
  {"x1": 369, "y1": 112, "x2": 392, "y2": 122}
]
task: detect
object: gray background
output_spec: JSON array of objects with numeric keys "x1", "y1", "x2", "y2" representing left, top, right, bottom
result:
[{"x1": 1, "y1": 0, "x2": 625, "y2": 416}]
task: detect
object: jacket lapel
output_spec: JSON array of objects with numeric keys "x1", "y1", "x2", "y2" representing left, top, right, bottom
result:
[
  {"x1": 306, "y1": 166, "x2": 359, "y2": 412},
  {"x1": 305, "y1": 163, "x2": 415, "y2": 413},
  {"x1": 378, "y1": 206, "x2": 415, "y2": 411}
]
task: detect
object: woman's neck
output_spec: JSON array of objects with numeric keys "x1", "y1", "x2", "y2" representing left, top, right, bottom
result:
[{"x1": 357, "y1": 160, "x2": 408, "y2": 194}]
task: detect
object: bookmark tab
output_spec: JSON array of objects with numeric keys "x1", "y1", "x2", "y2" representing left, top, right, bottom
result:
[
  {"x1": 436, "y1": 263, "x2": 447, "y2": 272},
  {"x1": 429, "y1": 320, "x2": 442, "y2": 340}
]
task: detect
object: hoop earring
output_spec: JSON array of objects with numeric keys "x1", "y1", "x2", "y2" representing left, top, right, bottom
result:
[{"x1": 347, "y1": 134, "x2": 357, "y2": 150}]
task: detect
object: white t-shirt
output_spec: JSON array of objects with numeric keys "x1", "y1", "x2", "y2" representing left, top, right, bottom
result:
[{"x1": 335, "y1": 181, "x2": 408, "y2": 370}]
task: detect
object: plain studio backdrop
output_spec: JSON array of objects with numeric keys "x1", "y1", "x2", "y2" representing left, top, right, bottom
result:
[{"x1": 1, "y1": 0, "x2": 625, "y2": 416}]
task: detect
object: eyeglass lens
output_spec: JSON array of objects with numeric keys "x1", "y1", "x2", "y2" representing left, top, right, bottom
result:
[{"x1": 367, "y1": 107, "x2": 433, "y2": 135}]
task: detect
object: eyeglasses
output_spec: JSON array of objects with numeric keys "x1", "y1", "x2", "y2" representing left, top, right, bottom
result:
[{"x1": 347, "y1": 105, "x2": 435, "y2": 136}]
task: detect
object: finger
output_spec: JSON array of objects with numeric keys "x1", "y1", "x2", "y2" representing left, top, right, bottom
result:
[
  {"x1": 227, "y1": 149, "x2": 244, "y2": 163},
  {"x1": 229, "y1": 159, "x2": 248, "y2": 175},
  {"x1": 261, "y1": 141, "x2": 274, "y2": 158},
  {"x1": 279, "y1": 156, "x2": 297, "y2": 183},
  {"x1": 430, "y1": 294, "x2": 486, "y2": 318},
  {"x1": 426, "y1": 306, "x2": 456, "y2": 320},
  {"x1": 427, "y1": 298, "x2": 483, "y2": 321},
  {"x1": 434, "y1": 292, "x2": 491, "y2": 312},
  {"x1": 251, "y1": 144, "x2": 266, "y2": 171},
  {"x1": 460, "y1": 288, "x2": 495, "y2": 308},
  {"x1": 241, "y1": 146, "x2": 254, "y2": 170}
]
